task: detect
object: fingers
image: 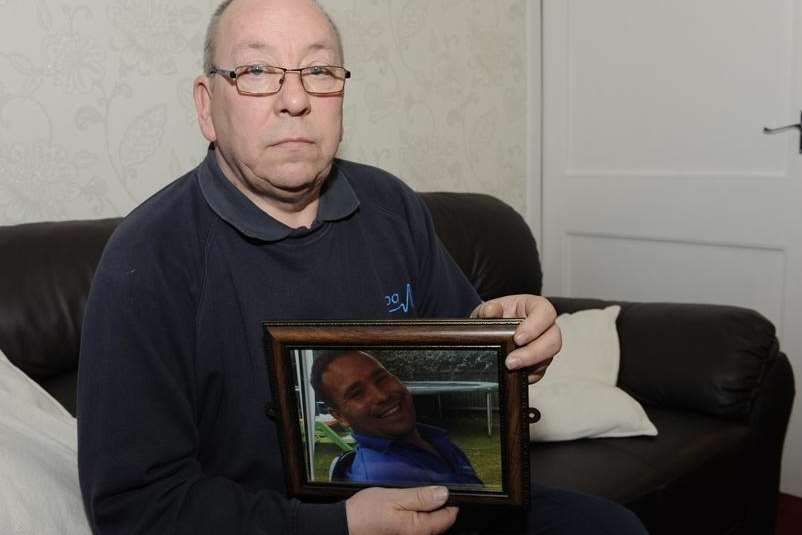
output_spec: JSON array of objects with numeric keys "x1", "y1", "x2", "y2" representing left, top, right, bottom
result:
[
  {"x1": 470, "y1": 300, "x2": 503, "y2": 319},
  {"x1": 528, "y1": 372, "x2": 545, "y2": 384},
  {"x1": 396, "y1": 486, "x2": 449, "y2": 512},
  {"x1": 346, "y1": 486, "x2": 458, "y2": 535},
  {"x1": 470, "y1": 296, "x2": 561, "y2": 378},
  {"x1": 421, "y1": 506, "x2": 459, "y2": 534},
  {"x1": 527, "y1": 357, "x2": 553, "y2": 384},
  {"x1": 505, "y1": 323, "x2": 561, "y2": 371},
  {"x1": 471, "y1": 296, "x2": 556, "y2": 347},
  {"x1": 397, "y1": 487, "x2": 458, "y2": 535},
  {"x1": 512, "y1": 297, "x2": 556, "y2": 346}
]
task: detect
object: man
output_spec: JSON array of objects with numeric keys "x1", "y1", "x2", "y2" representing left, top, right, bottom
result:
[
  {"x1": 77, "y1": 0, "x2": 647, "y2": 533},
  {"x1": 311, "y1": 350, "x2": 483, "y2": 486}
]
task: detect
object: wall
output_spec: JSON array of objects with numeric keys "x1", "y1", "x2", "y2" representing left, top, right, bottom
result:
[{"x1": 0, "y1": 0, "x2": 529, "y2": 225}]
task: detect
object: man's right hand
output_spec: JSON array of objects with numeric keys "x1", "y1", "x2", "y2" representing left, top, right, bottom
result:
[{"x1": 345, "y1": 485, "x2": 459, "y2": 535}]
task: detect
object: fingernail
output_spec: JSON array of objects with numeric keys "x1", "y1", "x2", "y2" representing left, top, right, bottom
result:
[
  {"x1": 433, "y1": 486, "x2": 448, "y2": 502},
  {"x1": 506, "y1": 357, "x2": 520, "y2": 369}
]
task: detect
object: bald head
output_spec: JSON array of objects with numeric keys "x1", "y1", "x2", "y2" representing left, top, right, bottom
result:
[{"x1": 203, "y1": 0, "x2": 344, "y2": 74}]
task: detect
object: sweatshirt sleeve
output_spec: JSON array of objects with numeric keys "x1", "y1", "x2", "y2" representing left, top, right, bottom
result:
[{"x1": 76, "y1": 242, "x2": 347, "y2": 535}]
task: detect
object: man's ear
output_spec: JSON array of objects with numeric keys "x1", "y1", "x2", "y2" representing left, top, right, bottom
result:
[
  {"x1": 329, "y1": 407, "x2": 351, "y2": 429},
  {"x1": 193, "y1": 75, "x2": 217, "y2": 143}
]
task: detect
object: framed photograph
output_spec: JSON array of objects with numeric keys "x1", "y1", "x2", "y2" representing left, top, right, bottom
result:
[{"x1": 263, "y1": 319, "x2": 533, "y2": 509}]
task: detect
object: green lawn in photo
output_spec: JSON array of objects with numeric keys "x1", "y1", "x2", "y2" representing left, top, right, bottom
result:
[{"x1": 446, "y1": 415, "x2": 502, "y2": 489}]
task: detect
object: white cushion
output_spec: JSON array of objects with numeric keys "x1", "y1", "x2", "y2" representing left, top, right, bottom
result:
[
  {"x1": 0, "y1": 350, "x2": 91, "y2": 535},
  {"x1": 529, "y1": 305, "x2": 658, "y2": 442},
  {"x1": 0, "y1": 351, "x2": 72, "y2": 419}
]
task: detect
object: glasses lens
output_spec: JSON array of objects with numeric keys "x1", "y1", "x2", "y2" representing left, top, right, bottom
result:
[
  {"x1": 302, "y1": 66, "x2": 346, "y2": 94},
  {"x1": 236, "y1": 65, "x2": 283, "y2": 94}
]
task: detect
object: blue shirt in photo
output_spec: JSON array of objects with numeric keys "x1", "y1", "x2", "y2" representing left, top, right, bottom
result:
[{"x1": 346, "y1": 424, "x2": 484, "y2": 487}]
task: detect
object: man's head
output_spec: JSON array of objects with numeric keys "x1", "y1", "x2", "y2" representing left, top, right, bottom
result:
[
  {"x1": 202, "y1": 0, "x2": 344, "y2": 78},
  {"x1": 311, "y1": 350, "x2": 417, "y2": 441},
  {"x1": 194, "y1": 0, "x2": 346, "y2": 220}
]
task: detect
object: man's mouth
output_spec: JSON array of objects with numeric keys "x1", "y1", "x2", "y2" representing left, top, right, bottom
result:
[
  {"x1": 271, "y1": 137, "x2": 314, "y2": 147},
  {"x1": 376, "y1": 401, "x2": 402, "y2": 419}
]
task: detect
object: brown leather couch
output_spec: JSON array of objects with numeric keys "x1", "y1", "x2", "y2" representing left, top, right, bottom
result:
[{"x1": 0, "y1": 192, "x2": 795, "y2": 535}]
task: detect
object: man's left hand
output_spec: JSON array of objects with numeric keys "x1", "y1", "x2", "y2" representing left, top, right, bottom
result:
[{"x1": 470, "y1": 295, "x2": 561, "y2": 384}]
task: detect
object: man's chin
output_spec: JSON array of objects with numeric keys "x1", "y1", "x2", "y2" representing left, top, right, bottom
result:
[
  {"x1": 255, "y1": 161, "x2": 330, "y2": 190},
  {"x1": 376, "y1": 418, "x2": 417, "y2": 440},
  {"x1": 246, "y1": 166, "x2": 327, "y2": 200}
]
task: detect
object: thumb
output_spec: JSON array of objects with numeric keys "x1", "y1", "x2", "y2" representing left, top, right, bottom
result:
[{"x1": 395, "y1": 486, "x2": 450, "y2": 512}]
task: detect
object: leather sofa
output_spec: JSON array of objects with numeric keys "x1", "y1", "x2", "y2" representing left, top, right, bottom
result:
[{"x1": 0, "y1": 192, "x2": 795, "y2": 535}]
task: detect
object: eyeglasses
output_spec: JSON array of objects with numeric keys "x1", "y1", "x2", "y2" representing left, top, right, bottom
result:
[{"x1": 208, "y1": 64, "x2": 351, "y2": 96}]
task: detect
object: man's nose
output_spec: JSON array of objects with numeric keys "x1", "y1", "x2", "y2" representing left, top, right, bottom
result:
[
  {"x1": 274, "y1": 71, "x2": 311, "y2": 116},
  {"x1": 366, "y1": 383, "x2": 391, "y2": 404}
]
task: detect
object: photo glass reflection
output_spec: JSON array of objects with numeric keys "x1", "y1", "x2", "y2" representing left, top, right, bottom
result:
[{"x1": 291, "y1": 347, "x2": 503, "y2": 491}]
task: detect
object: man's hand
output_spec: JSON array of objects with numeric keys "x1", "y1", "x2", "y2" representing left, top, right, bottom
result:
[
  {"x1": 345, "y1": 486, "x2": 458, "y2": 535},
  {"x1": 471, "y1": 294, "x2": 561, "y2": 384}
]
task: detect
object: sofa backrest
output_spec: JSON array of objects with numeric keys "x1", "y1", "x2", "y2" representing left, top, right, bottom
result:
[
  {"x1": 420, "y1": 192, "x2": 542, "y2": 300},
  {"x1": 0, "y1": 193, "x2": 542, "y2": 415},
  {"x1": 0, "y1": 218, "x2": 120, "y2": 414}
]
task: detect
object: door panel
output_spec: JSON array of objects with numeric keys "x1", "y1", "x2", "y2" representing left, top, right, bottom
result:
[{"x1": 542, "y1": 0, "x2": 802, "y2": 495}]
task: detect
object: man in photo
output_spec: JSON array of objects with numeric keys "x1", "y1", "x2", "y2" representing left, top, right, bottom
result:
[{"x1": 310, "y1": 349, "x2": 483, "y2": 486}]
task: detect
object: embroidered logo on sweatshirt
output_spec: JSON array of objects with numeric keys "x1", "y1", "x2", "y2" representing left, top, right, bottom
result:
[{"x1": 385, "y1": 283, "x2": 414, "y2": 314}]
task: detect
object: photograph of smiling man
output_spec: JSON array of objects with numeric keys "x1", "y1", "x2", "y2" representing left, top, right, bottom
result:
[{"x1": 305, "y1": 348, "x2": 502, "y2": 490}]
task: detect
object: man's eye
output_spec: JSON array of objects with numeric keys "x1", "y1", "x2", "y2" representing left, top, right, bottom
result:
[
  {"x1": 308, "y1": 66, "x2": 331, "y2": 76},
  {"x1": 244, "y1": 66, "x2": 286, "y2": 80}
]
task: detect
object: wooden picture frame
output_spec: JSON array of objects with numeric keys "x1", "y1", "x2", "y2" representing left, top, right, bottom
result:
[{"x1": 263, "y1": 319, "x2": 532, "y2": 509}]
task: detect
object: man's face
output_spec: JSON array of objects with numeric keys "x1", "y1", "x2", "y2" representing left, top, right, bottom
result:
[
  {"x1": 323, "y1": 352, "x2": 417, "y2": 440},
  {"x1": 195, "y1": 0, "x2": 344, "y2": 207}
]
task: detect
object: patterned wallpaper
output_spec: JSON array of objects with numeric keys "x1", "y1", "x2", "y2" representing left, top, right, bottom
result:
[{"x1": 0, "y1": 0, "x2": 528, "y2": 225}]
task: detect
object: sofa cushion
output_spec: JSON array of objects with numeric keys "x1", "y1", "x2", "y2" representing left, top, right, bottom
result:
[{"x1": 529, "y1": 406, "x2": 749, "y2": 504}]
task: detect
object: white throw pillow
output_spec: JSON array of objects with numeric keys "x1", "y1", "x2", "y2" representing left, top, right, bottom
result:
[
  {"x1": 0, "y1": 351, "x2": 72, "y2": 418},
  {"x1": 529, "y1": 305, "x2": 658, "y2": 442},
  {"x1": 0, "y1": 349, "x2": 91, "y2": 535}
]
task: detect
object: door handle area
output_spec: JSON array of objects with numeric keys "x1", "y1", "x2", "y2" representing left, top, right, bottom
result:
[
  {"x1": 763, "y1": 123, "x2": 800, "y2": 134},
  {"x1": 763, "y1": 112, "x2": 802, "y2": 153}
]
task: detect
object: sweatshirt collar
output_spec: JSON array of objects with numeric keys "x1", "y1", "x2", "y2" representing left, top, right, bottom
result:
[{"x1": 198, "y1": 148, "x2": 359, "y2": 242}]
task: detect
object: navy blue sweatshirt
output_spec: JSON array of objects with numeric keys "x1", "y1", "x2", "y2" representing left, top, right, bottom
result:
[{"x1": 77, "y1": 151, "x2": 480, "y2": 535}]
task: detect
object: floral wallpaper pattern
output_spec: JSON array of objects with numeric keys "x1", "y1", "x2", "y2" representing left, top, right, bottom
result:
[{"x1": 0, "y1": 0, "x2": 528, "y2": 225}]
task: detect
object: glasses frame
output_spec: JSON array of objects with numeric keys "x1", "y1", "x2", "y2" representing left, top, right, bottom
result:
[{"x1": 209, "y1": 64, "x2": 351, "y2": 96}]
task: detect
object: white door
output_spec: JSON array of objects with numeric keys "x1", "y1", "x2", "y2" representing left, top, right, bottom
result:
[{"x1": 541, "y1": 0, "x2": 802, "y2": 495}]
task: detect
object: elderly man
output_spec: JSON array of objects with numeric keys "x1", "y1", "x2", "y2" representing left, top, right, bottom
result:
[
  {"x1": 77, "y1": 0, "x2": 647, "y2": 534},
  {"x1": 310, "y1": 349, "x2": 483, "y2": 486}
]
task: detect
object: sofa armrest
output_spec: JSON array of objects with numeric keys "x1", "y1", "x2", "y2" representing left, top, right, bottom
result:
[{"x1": 548, "y1": 297, "x2": 779, "y2": 421}]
